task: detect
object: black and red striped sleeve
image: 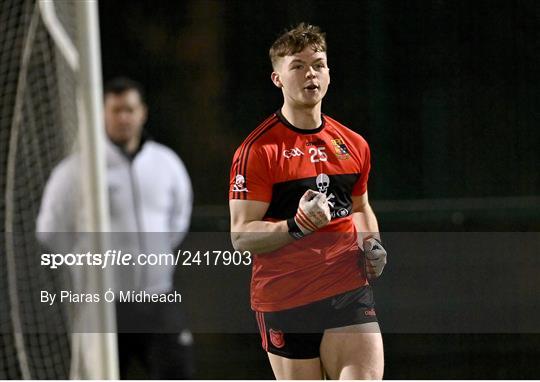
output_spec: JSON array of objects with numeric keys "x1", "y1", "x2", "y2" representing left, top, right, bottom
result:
[
  {"x1": 229, "y1": 115, "x2": 279, "y2": 202},
  {"x1": 229, "y1": 143, "x2": 272, "y2": 202}
]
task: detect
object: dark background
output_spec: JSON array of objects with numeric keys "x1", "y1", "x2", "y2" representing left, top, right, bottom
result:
[
  {"x1": 99, "y1": 0, "x2": 539, "y2": 204},
  {"x1": 97, "y1": 0, "x2": 539, "y2": 379}
]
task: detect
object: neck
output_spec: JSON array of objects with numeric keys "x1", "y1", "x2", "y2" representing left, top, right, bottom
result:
[
  {"x1": 281, "y1": 103, "x2": 322, "y2": 130},
  {"x1": 113, "y1": 135, "x2": 141, "y2": 154},
  {"x1": 124, "y1": 136, "x2": 141, "y2": 154}
]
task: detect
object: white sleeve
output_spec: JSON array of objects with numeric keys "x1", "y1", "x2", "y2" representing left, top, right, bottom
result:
[
  {"x1": 36, "y1": 158, "x2": 78, "y2": 250},
  {"x1": 169, "y1": 155, "x2": 193, "y2": 248}
]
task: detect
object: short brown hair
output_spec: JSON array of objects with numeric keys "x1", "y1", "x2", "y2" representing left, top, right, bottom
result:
[{"x1": 269, "y1": 23, "x2": 327, "y2": 68}]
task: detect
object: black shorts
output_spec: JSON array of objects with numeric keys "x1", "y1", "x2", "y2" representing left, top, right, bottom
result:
[{"x1": 255, "y1": 285, "x2": 378, "y2": 359}]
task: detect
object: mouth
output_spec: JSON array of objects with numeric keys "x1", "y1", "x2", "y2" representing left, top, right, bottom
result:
[{"x1": 304, "y1": 84, "x2": 320, "y2": 91}]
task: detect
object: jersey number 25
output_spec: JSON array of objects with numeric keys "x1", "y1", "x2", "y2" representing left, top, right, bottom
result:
[{"x1": 309, "y1": 147, "x2": 328, "y2": 163}]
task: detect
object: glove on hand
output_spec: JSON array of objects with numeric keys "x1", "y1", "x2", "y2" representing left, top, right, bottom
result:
[
  {"x1": 290, "y1": 189, "x2": 331, "y2": 237},
  {"x1": 363, "y1": 236, "x2": 387, "y2": 280}
]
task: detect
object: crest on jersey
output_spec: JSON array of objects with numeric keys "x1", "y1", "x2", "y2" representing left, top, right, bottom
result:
[
  {"x1": 331, "y1": 138, "x2": 350, "y2": 160},
  {"x1": 232, "y1": 174, "x2": 248, "y2": 192}
]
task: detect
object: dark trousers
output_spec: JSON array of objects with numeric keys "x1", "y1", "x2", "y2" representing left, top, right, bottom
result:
[{"x1": 115, "y1": 295, "x2": 194, "y2": 379}]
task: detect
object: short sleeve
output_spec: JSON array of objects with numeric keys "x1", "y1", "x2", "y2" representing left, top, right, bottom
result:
[
  {"x1": 229, "y1": 144, "x2": 272, "y2": 202},
  {"x1": 352, "y1": 141, "x2": 371, "y2": 196}
]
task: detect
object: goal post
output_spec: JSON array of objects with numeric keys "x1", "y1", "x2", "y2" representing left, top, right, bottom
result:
[
  {"x1": 1, "y1": 0, "x2": 118, "y2": 379},
  {"x1": 71, "y1": 0, "x2": 118, "y2": 378}
]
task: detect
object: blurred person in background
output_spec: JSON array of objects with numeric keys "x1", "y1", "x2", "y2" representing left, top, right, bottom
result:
[
  {"x1": 37, "y1": 77, "x2": 194, "y2": 379},
  {"x1": 229, "y1": 23, "x2": 386, "y2": 379}
]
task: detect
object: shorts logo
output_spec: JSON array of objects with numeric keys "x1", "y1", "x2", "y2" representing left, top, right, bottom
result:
[
  {"x1": 331, "y1": 138, "x2": 350, "y2": 160},
  {"x1": 269, "y1": 328, "x2": 285, "y2": 348},
  {"x1": 364, "y1": 308, "x2": 376, "y2": 317},
  {"x1": 283, "y1": 147, "x2": 304, "y2": 159},
  {"x1": 232, "y1": 174, "x2": 248, "y2": 192}
]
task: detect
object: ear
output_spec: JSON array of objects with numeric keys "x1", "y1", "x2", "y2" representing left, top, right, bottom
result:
[
  {"x1": 271, "y1": 72, "x2": 283, "y2": 88},
  {"x1": 140, "y1": 103, "x2": 148, "y2": 124},
  {"x1": 328, "y1": 67, "x2": 330, "y2": 85}
]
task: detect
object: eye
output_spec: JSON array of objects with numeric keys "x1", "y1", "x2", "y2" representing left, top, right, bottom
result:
[{"x1": 292, "y1": 64, "x2": 303, "y2": 70}]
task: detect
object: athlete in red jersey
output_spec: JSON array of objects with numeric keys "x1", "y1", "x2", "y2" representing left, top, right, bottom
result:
[
  {"x1": 230, "y1": 111, "x2": 372, "y2": 312},
  {"x1": 229, "y1": 23, "x2": 387, "y2": 380}
]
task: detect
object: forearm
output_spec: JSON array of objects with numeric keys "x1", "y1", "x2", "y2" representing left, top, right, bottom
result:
[
  {"x1": 353, "y1": 203, "x2": 381, "y2": 242},
  {"x1": 231, "y1": 220, "x2": 294, "y2": 254},
  {"x1": 351, "y1": 195, "x2": 387, "y2": 279}
]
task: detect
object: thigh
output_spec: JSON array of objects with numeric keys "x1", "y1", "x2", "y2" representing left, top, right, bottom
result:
[
  {"x1": 267, "y1": 353, "x2": 323, "y2": 380},
  {"x1": 256, "y1": 307, "x2": 325, "y2": 379},
  {"x1": 255, "y1": 308, "x2": 324, "y2": 360},
  {"x1": 320, "y1": 322, "x2": 384, "y2": 380}
]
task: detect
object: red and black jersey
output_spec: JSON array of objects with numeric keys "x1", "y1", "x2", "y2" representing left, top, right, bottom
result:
[{"x1": 229, "y1": 110, "x2": 371, "y2": 312}]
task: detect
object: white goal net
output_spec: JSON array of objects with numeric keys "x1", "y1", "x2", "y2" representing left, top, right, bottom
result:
[{"x1": 1, "y1": 0, "x2": 117, "y2": 379}]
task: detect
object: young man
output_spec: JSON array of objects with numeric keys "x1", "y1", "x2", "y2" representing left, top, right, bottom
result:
[{"x1": 229, "y1": 24, "x2": 387, "y2": 379}]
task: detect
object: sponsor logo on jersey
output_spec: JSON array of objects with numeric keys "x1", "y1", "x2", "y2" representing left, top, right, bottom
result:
[
  {"x1": 269, "y1": 328, "x2": 285, "y2": 348},
  {"x1": 306, "y1": 138, "x2": 326, "y2": 147},
  {"x1": 331, "y1": 138, "x2": 350, "y2": 160},
  {"x1": 316, "y1": 173, "x2": 335, "y2": 208},
  {"x1": 232, "y1": 174, "x2": 248, "y2": 192},
  {"x1": 282, "y1": 147, "x2": 304, "y2": 159},
  {"x1": 315, "y1": 174, "x2": 350, "y2": 218},
  {"x1": 332, "y1": 208, "x2": 349, "y2": 218}
]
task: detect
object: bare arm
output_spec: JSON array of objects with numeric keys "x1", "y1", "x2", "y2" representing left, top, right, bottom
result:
[
  {"x1": 352, "y1": 191, "x2": 380, "y2": 243},
  {"x1": 352, "y1": 191, "x2": 387, "y2": 279},
  {"x1": 229, "y1": 199, "x2": 294, "y2": 254}
]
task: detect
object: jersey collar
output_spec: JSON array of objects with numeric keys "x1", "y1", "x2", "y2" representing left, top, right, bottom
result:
[{"x1": 276, "y1": 109, "x2": 326, "y2": 135}]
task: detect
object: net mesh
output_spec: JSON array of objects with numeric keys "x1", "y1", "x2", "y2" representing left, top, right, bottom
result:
[{"x1": 1, "y1": 0, "x2": 80, "y2": 378}]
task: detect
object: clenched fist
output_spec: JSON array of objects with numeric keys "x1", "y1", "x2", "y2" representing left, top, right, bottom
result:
[
  {"x1": 288, "y1": 189, "x2": 331, "y2": 239},
  {"x1": 363, "y1": 236, "x2": 387, "y2": 280}
]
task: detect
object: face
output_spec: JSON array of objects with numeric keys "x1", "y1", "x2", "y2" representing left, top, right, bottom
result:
[
  {"x1": 104, "y1": 89, "x2": 147, "y2": 145},
  {"x1": 271, "y1": 47, "x2": 330, "y2": 108}
]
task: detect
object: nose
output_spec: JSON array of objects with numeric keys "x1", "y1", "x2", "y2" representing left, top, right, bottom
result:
[
  {"x1": 117, "y1": 111, "x2": 131, "y2": 123},
  {"x1": 306, "y1": 66, "x2": 317, "y2": 79}
]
